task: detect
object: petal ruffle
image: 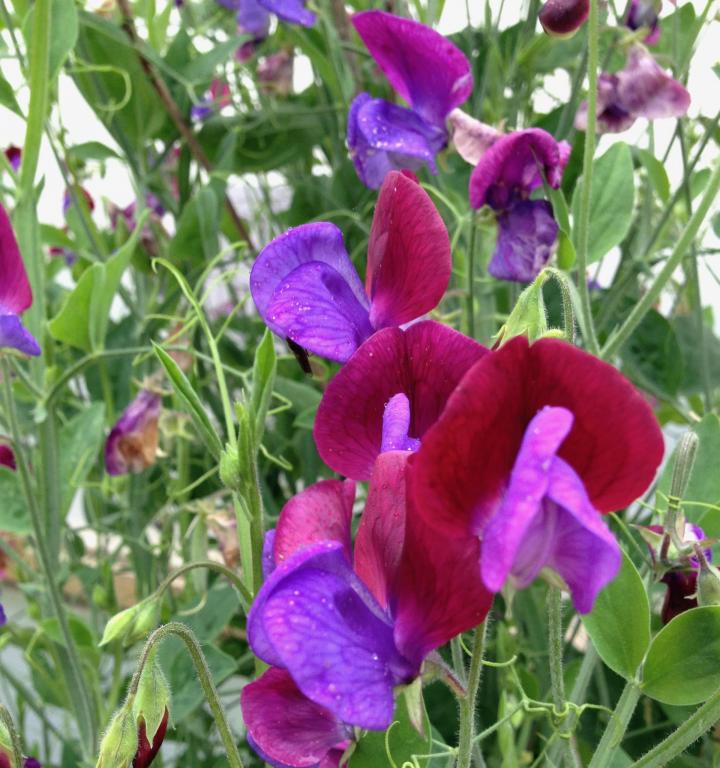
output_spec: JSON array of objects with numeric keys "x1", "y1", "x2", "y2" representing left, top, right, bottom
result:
[
  {"x1": 366, "y1": 171, "x2": 451, "y2": 328},
  {"x1": 380, "y1": 394, "x2": 421, "y2": 454},
  {"x1": 260, "y1": 0, "x2": 315, "y2": 27},
  {"x1": 489, "y1": 199, "x2": 558, "y2": 283},
  {"x1": 351, "y1": 10, "x2": 472, "y2": 127},
  {"x1": 347, "y1": 94, "x2": 443, "y2": 189},
  {"x1": 469, "y1": 128, "x2": 568, "y2": 211},
  {"x1": 274, "y1": 479, "x2": 355, "y2": 567},
  {"x1": 448, "y1": 109, "x2": 502, "y2": 166},
  {"x1": 616, "y1": 46, "x2": 690, "y2": 119},
  {"x1": 314, "y1": 321, "x2": 487, "y2": 481},
  {"x1": 264, "y1": 261, "x2": 374, "y2": 363},
  {"x1": 247, "y1": 543, "x2": 410, "y2": 729},
  {"x1": 0, "y1": 314, "x2": 41, "y2": 356},
  {"x1": 251, "y1": 221, "x2": 368, "y2": 338},
  {"x1": 242, "y1": 668, "x2": 349, "y2": 768},
  {"x1": 0, "y1": 203, "x2": 32, "y2": 315}
]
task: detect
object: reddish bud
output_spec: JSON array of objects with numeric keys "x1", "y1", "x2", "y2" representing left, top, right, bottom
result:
[
  {"x1": 539, "y1": 0, "x2": 590, "y2": 37},
  {"x1": 132, "y1": 708, "x2": 168, "y2": 768}
]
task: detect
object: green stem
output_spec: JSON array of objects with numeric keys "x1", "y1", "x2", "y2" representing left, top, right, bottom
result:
[
  {"x1": 466, "y1": 214, "x2": 477, "y2": 339},
  {"x1": 602, "y1": 160, "x2": 720, "y2": 359},
  {"x1": 1, "y1": 359, "x2": 97, "y2": 755},
  {"x1": 630, "y1": 685, "x2": 720, "y2": 768},
  {"x1": 574, "y1": 0, "x2": 601, "y2": 355},
  {"x1": 588, "y1": 681, "x2": 642, "y2": 768},
  {"x1": 130, "y1": 623, "x2": 245, "y2": 768},
  {"x1": 457, "y1": 622, "x2": 488, "y2": 768},
  {"x1": 154, "y1": 559, "x2": 252, "y2": 612},
  {"x1": 547, "y1": 587, "x2": 566, "y2": 712},
  {"x1": 0, "y1": 705, "x2": 24, "y2": 768}
]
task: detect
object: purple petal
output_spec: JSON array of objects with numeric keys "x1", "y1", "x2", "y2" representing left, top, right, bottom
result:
[
  {"x1": 0, "y1": 601, "x2": 6, "y2": 626},
  {"x1": 469, "y1": 128, "x2": 568, "y2": 210},
  {"x1": 274, "y1": 479, "x2": 355, "y2": 567},
  {"x1": 352, "y1": 10, "x2": 472, "y2": 127},
  {"x1": 616, "y1": 45, "x2": 690, "y2": 120},
  {"x1": 4, "y1": 146, "x2": 21, "y2": 173},
  {"x1": 251, "y1": 223, "x2": 369, "y2": 355},
  {"x1": 247, "y1": 543, "x2": 412, "y2": 729},
  {"x1": 0, "y1": 443, "x2": 16, "y2": 470},
  {"x1": 242, "y1": 668, "x2": 350, "y2": 768},
  {"x1": 381, "y1": 394, "x2": 421, "y2": 454},
  {"x1": 575, "y1": 74, "x2": 637, "y2": 134},
  {"x1": 489, "y1": 200, "x2": 558, "y2": 283},
  {"x1": 0, "y1": 203, "x2": 33, "y2": 316},
  {"x1": 259, "y1": 0, "x2": 315, "y2": 26},
  {"x1": 263, "y1": 529, "x2": 278, "y2": 579},
  {"x1": 236, "y1": 0, "x2": 271, "y2": 38},
  {"x1": 347, "y1": 94, "x2": 444, "y2": 189},
  {"x1": 264, "y1": 261, "x2": 374, "y2": 362},
  {"x1": 105, "y1": 390, "x2": 162, "y2": 476},
  {"x1": 0, "y1": 314, "x2": 41, "y2": 356},
  {"x1": 626, "y1": 0, "x2": 661, "y2": 44},
  {"x1": 448, "y1": 109, "x2": 502, "y2": 165}
]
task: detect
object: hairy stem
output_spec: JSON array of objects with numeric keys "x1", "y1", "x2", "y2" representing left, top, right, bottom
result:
[
  {"x1": 457, "y1": 622, "x2": 488, "y2": 768},
  {"x1": 589, "y1": 681, "x2": 642, "y2": 768}
]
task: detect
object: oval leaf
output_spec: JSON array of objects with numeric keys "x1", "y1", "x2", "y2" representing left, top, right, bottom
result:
[
  {"x1": 581, "y1": 548, "x2": 650, "y2": 679},
  {"x1": 642, "y1": 606, "x2": 720, "y2": 705}
]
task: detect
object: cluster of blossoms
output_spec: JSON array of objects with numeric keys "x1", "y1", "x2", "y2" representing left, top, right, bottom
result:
[{"x1": 241, "y1": 168, "x2": 665, "y2": 765}]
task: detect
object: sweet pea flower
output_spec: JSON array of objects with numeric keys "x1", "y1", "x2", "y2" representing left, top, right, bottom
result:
[
  {"x1": 469, "y1": 128, "x2": 570, "y2": 283},
  {"x1": 247, "y1": 454, "x2": 492, "y2": 732},
  {"x1": 257, "y1": 50, "x2": 294, "y2": 95},
  {"x1": 626, "y1": 0, "x2": 663, "y2": 44},
  {"x1": 0, "y1": 203, "x2": 41, "y2": 356},
  {"x1": 448, "y1": 110, "x2": 502, "y2": 166},
  {"x1": 0, "y1": 443, "x2": 15, "y2": 470},
  {"x1": 347, "y1": 11, "x2": 472, "y2": 188},
  {"x1": 217, "y1": 0, "x2": 314, "y2": 45},
  {"x1": 4, "y1": 146, "x2": 21, "y2": 172},
  {"x1": 191, "y1": 80, "x2": 232, "y2": 121},
  {"x1": 250, "y1": 171, "x2": 451, "y2": 363},
  {"x1": 575, "y1": 46, "x2": 690, "y2": 134},
  {"x1": 411, "y1": 336, "x2": 665, "y2": 614},
  {"x1": 314, "y1": 320, "x2": 486, "y2": 480},
  {"x1": 105, "y1": 389, "x2": 162, "y2": 476},
  {"x1": 538, "y1": 0, "x2": 589, "y2": 37}
]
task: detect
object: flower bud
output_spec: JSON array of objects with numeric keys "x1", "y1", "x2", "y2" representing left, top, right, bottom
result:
[
  {"x1": 100, "y1": 605, "x2": 139, "y2": 647},
  {"x1": 96, "y1": 707, "x2": 138, "y2": 768},
  {"x1": 695, "y1": 545, "x2": 720, "y2": 608},
  {"x1": 132, "y1": 600, "x2": 160, "y2": 640},
  {"x1": 219, "y1": 444, "x2": 242, "y2": 491},
  {"x1": 539, "y1": 0, "x2": 590, "y2": 37},
  {"x1": 0, "y1": 722, "x2": 12, "y2": 768},
  {"x1": 100, "y1": 598, "x2": 160, "y2": 647},
  {"x1": 132, "y1": 658, "x2": 171, "y2": 768}
]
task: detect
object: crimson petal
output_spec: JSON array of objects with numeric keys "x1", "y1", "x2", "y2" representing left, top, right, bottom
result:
[{"x1": 0, "y1": 203, "x2": 32, "y2": 315}]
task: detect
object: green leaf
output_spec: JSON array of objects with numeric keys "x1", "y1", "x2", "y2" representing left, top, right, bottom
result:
[
  {"x1": 67, "y1": 141, "x2": 120, "y2": 163},
  {"x1": 581, "y1": 549, "x2": 650, "y2": 679},
  {"x1": 349, "y1": 689, "x2": 432, "y2": 767},
  {"x1": 153, "y1": 342, "x2": 223, "y2": 460},
  {"x1": 23, "y1": 0, "x2": 78, "y2": 81},
  {"x1": 642, "y1": 606, "x2": 720, "y2": 705},
  {"x1": 48, "y1": 218, "x2": 144, "y2": 351},
  {"x1": 0, "y1": 466, "x2": 31, "y2": 534},
  {"x1": 251, "y1": 329, "x2": 277, "y2": 444},
  {"x1": 0, "y1": 71, "x2": 22, "y2": 116},
  {"x1": 58, "y1": 403, "x2": 105, "y2": 516},
  {"x1": 636, "y1": 148, "x2": 670, "y2": 203},
  {"x1": 171, "y1": 187, "x2": 219, "y2": 264},
  {"x1": 572, "y1": 142, "x2": 635, "y2": 264}
]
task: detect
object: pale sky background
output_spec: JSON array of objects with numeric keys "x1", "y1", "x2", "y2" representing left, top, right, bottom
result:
[{"x1": 1, "y1": 0, "x2": 718, "y2": 316}]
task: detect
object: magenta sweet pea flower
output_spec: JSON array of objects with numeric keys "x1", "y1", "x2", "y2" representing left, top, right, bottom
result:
[
  {"x1": 410, "y1": 336, "x2": 665, "y2": 613},
  {"x1": 217, "y1": 0, "x2": 314, "y2": 37},
  {"x1": 538, "y1": 0, "x2": 589, "y2": 37},
  {"x1": 314, "y1": 320, "x2": 487, "y2": 480},
  {"x1": 347, "y1": 11, "x2": 472, "y2": 188},
  {"x1": 250, "y1": 171, "x2": 451, "y2": 363},
  {"x1": 0, "y1": 203, "x2": 41, "y2": 357},
  {"x1": 105, "y1": 389, "x2": 162, "y2": 476},
  {"x1": 626, "y1": 0, "x2": 663, "y2": 44},
  {"x1": 469, "y1": 128, "x2": 570, "y2": 283},
  {"x1": 4, "y1": 146, "x2": 21, "y2": 173},
  {"x1": 576, "y1": 46, "x2": 690, "y2": 134},
  {"x1": 247, "y1": 453, "x2": 492, "y2": 731},
  {"x1": 242, "y1": 667, "x2": 351, "y2": 768}
]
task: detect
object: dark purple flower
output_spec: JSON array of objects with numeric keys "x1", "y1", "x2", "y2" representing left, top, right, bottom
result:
[
  {"x1": 248, "y1": 453, "x2": 492, "y2": 730},
  {"x1": 411, "y1": 337, "x2": 665, "y2": 613},
  {"x1": 575, "y1": 46, "x2": 690, "y2": 134},
  {"x1": 23, "y1": 759, "x2": 42, "y2": 768},
  {"x1": 132, "y1": 708, "x2": 168, "y2": 768},
  {"x1": 250, "y1": 171, "x2": 451, "y2": 362},
  {"x1": 539, "y1": 0, "x2": 589, "y2": 37},
  {"x1": 0, "y1": 602, "x2": 6, "y2": 627},
  {"x1": 4, "y1": 146, "x2": 21, "y2": 173},
  {"x1": 469, "y1": 128, "x2": 570, "y2": 283},
  {"x1": 105, "y1": 390, "x2": 162, "y2": 476},
  {"x1": 626, "y1": 0, "x2": 662, "y2": 44},
  {"x1": 0, "y1": 443, "x2": 15, "y2": 471},
  {"x1": 0, "y1": 203, "x2": 41, "y2": 356},
  {"x1": 347, "y1": 11, "x2": 472, "y2": 188}
]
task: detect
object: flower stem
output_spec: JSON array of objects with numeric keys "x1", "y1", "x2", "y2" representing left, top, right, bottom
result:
[
  {"x1": 466, "y1": 213, "x2": 478, "y2": 340},
  {"x1": 154, "y1": 560, "x2": 252, "y2": 613},
  {"x1": 129, "y1": 623, "x2": 245, "y2": 768},
  {"x1": 601, "y1": 160, "x2": 720, "y2": 359},
  {"x1": 457, "y1": 621, "x2": 488, "y2": 768},
  {"x1": 1, "y1": 358, "x2": 97, "y2": 755},
  {"x1": 0, "y1": 705, "x2": 24, "y2": 768},
  {"x1": 588, "y1": 680, "x2": 641, "y2": 768},
  {"x1": 574, "y1": 0, "x2": 601, "y2": 356},
  {"x1": 547, "y1": 587, "x2": 566, "y2": 712}
]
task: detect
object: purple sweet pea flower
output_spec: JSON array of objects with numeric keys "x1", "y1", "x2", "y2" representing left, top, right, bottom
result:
[
  {"x1": 575, "y1": 46, "x2": 690, "y2": 134},
  {"x1": 191, "y1": 79, "x2": 232, "y2": 121},
  {"x1": 250, "y1": 171, "x2": 451, "y2": 363},
  {"x1": 4, "y1": 146, "x2": 21, "y2": 173},
  {"x1": 0, "y1": 203, "x2": 41, "y2": 357},
  {"x1": 626, "y1": 0, "x2": 663, "y2": 44},
  {"x1": 216, "y1": 0, "x2": 314, "y2": 39},
  {"x1": 23, "y1": 759, "x2": 41, "y2": 768},
  {"x1": 347, "y1": 11, "x2": 472, "y2": 188},
  {"x1": 0, "y1": 602, "x2": 6, "y2": 627},
  {"x1": 448, "y1": 109, "x2": 502, "y2": 166},
  {"x1": 469, "y1": 128, "x2": 570, "y2": 282},
  {"x1": 105, "y1": 389, "x2": 162, "y2": 476},
  {"x1": 539, "y1": 0, "x2": 589, "y2": 37},
  {"x1": 247, "y1": 454, "x2": 492, "y2": 731}
]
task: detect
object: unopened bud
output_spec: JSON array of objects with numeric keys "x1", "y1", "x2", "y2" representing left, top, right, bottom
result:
[
  {"x1": 695, "y1": 545, "x2": 720, "y2": 608},
  {"x1": 219, "y1": 444, "x2": 241, "y2": 491},
  {"x1": 100, "y1": 598, "x2": 160, "y2": 647},
  {"x1": 96, "y1": 707, "x2": 138, "y2": 768},
  {"x1": 539, "y1": 0, "x2": 590, "y2": 37},
  {"x1": 669, "y1": 432, "x2": 698, "y2": 508},
  {"x1": 494, "y1": 271, "x2": 548, "y2": 346},
  {"x1": 0, "y1": 722, "x2": 12, "y2": 768},
  {"x1": 100, "y1": 605, "x2": 139, "y2": 647},
  {"x1": 132, "y1": 600, "x2": 160, "y2": 640},
  {"x1": 133, "y1": 658, "x2": 171, "y2": 768}
]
